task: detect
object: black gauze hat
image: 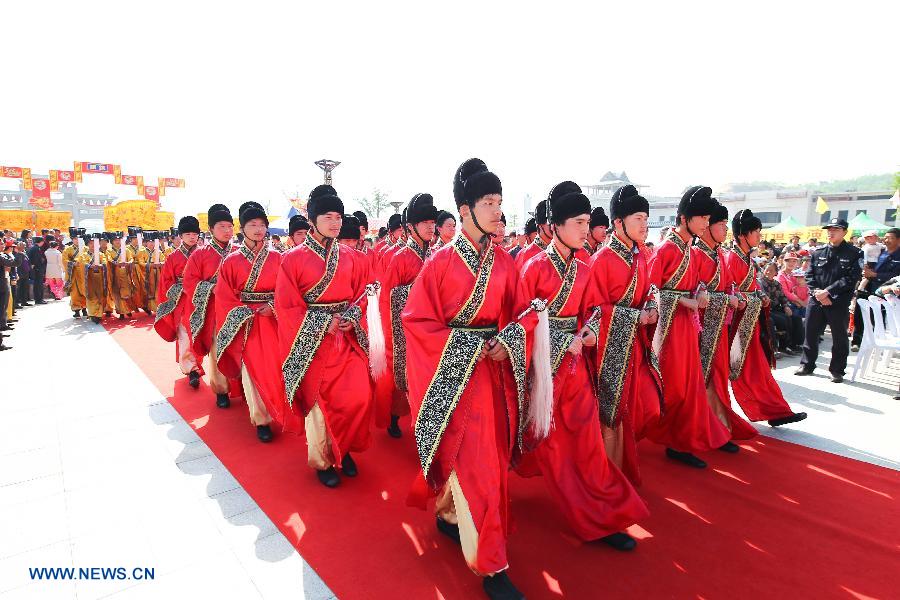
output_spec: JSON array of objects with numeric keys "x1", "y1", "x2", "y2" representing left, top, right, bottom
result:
[
  {"x1": 407, "y1": 193, "x2": 439, "y2": 225},
  {"x1": 678, "y1": 186, "x2": 716, "y2": 218},
  {"x1": 534, "y1": 199, "x2": 549, "y2": 225},
  {"x1": 307, "y1": 185, "x2": 344, "y2": 223},
  {"x1": 453, "y1": 158, "x2": 502, "y2": 208},
  {"x1": 352, "y1": 211, "x2": 369, "y2": 230},
  {"x1": 238, "y1": 201, "x2": 268, "y2": 227},
  {"x1": 288, "y1": 214, "x2": 310, "y2": 236},
  {"x1": 208, "y1": 203, "x2": 233, "y2": 228},
  {"x1": 524, "y1": 218, "x2": 537, "y2": 235},
  {"x1": 178, "y1": 216, "x2": 201, "y2": 235},
  {"x1": 547, "y1": 181, "x2": 591, "y2": 225},
  {"x1": 732, "y1": 208, "x2": 762, "y2": 237},
  {"x1": 387, "y1": 213, "x2": 403, "y2": 232},
  {"x1": 436, "y1": 210, "x2": 455, "y2": 227},
  {"x1": 709, "y1": 201, "x2": 729, "y2": 225},
  {"x1": 338, "y1": 214, "x2": 361, "y2": 240},
  {"x1": 590, "y1": 207, "x2": 610, "y2": 229},
  {"x1": 609, "y1": 185, "x2": 650, "y2": 221}
]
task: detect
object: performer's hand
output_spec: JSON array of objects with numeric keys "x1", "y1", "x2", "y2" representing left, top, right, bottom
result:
[
  {"x1": 863, "y1": 266, "x2": 876, "y2": 279},
  {"x1": 337, "y1": 318, "x2": 354, "y2": 332},
  {"x1": 678, "y1": 297, "x2": 698, "y2": 311},
  {"x1": 696, "y1": 290, "x2": 709, "y2": 309},
  {"x1": 486, "y1": 339, "x2": 509, "y2": 361},
  {"x1": 580, "y1": 328, "x2": 597, "y2": 347},
  {"x1": 728, "y1": 294, "x2": 741, "y2": 308},
  {"x1": 785, "y1": 305, "x2": 792, "y2": 317},
  {"x1": 647, "y1": 308, "x2": 658, "y2": 324},
  {"x1": 257, "y1": 304, "x2": 274, "y2": 317},
  {"x1": 814, "y1": 289, "x2": 830, "y2": 305},
  {"x1": 327, "y1": 315, "x2": 339, "y2": 334},
  {"x1": 567, "y1": 335, "x2": 583, "y2": 356},
  {"x1": 639, "y1": 309, "x2": 652, "y2": 325}
]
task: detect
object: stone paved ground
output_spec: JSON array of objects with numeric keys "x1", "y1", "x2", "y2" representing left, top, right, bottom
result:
[{"x1": 1, "y1": 300, "x2": 897, "y2": 599}]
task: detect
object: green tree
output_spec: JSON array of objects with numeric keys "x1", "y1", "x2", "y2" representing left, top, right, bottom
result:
[{"x1": 356, "y1": 188, "x2": 390, "y2": 218}]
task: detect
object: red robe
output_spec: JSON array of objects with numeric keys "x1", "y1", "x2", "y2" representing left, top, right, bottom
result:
[
  {"x1": 373, "y1": 236, "x2": 401, "y2": 281},
  {"x1": 182, "y1": 239, "x2": 233, "y2": 359},
  {"x1": 214, "y1": 244, "x2": 286, "y2": 424},
  {"x1": 513, "y1": 234, "x2": 549, "y2": 272},
  {"x1": 645, "y1": 232, "x2": 731, "y2": 452},
  {"x1": 153, "y1": 244, "x2": 196, "y2": 365},
  {"x1": 583, "y1": 233, "x2": 663, "y2": 484},
  {"x1": 403, "y1": 231, "x2": 526, "y2": 576},
  {"x1": 694, "y1": 239, "x2": 758, "y2": 440},
  {"x1": 276, "y1": 235, "x2": 373, "y2": 457},
  {"x1": 374, "y1": 237, "x2": 428, "y2": 427},
  {"x1": 515, "y1": 241, "x2": 649, "y2": 540},
  {"x1": 723, "y1": 245, "x2": 797, "y2": 421}
]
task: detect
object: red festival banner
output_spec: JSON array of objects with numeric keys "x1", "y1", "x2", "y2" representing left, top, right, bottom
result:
[
  {"x1": 158, "y1": 177, "x2": 185, "y2": 197},
  {"x1": 0, "y1": 166, "x2": 32, "y2": 189},
  {"x1": 49, "y1": 170, "x2": 76, "y2": 191},
  {"x1": 120, "y1": 174, "x2": 144, "y2": 187},
  {"x1": 29, "y1": 178, "x2": 53, "y2": 209},
  {"x1": 143, "y1": 185, "x2": 160, "y2": 203}
]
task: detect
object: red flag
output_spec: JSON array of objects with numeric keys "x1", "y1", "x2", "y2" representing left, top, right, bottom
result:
[
  {"x1": 144, "y1": 185, "x2": 160, "y2": 203},
  {"x1": 30, "y1": 178, "x2": 53, "y2": 209},
  {"x1": 1, "y1": 166, "x2": 24, "y2": 178}
]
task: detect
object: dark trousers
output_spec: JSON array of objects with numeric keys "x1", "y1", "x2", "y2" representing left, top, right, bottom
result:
[
  {"x1": 16, "y1": 279, "x2": 29, "y2": 304},
  {"x1": 801, "y1": 300, "x2": 851, "y2": 376},
  {"x1": 32, "y1": 271, "x2": 45, "y2": 303},
  {"x1": 772, "y1": 310, "x2": 804, "y2": 349}
]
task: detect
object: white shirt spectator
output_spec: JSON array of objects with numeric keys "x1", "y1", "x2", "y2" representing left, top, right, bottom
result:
[{"x1": 45, "y1": 246, "x2": 64, "y2": 279}]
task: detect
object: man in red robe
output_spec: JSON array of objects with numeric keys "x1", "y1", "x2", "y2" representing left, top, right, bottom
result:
[
  {"x1": 515, "y1": 181, "x2": 649, "y2": 552},
  {"x1": 583, "y1": 185, "x2": 663, "y2": 484},
  {"x1": 214, "y1": 202, "x2": 286, "y2": 443},
  {"x1": 725, "y1": 209, "x2": 808, "y2": 427},
  {"x1": 182, "y1": 204, "x2": 240, "y2": 409},
  {"x1": 582, "y1": 206, "x2": 608, "y2": 258},
  {"x1": 694, "y1": 201, "x2": 759, "y2": 449},
  {"x1": 154, "y1": 216, "x2": 203, "y2": 388},
  {"x1": 645, "y1": 186, "x2": 731, "y2": 468},
  {"x1": 403, "y1": 158, "x2": 528, "y2": 600},
  {"x1": 513, "y1": 199, "x2": 552, "y2": 271},
  {"x1": 376, "y1": 193, "x2": 437, "y2": 438},
  {"x1": 287, "y1": 214, "x2": 310, "y2": 248},
  {"x1": 373, "y1": 213, "x2": 404, "y2": 281},
  {"x1": 276, "y1": 185, "x2": 374, "y2": 488}
]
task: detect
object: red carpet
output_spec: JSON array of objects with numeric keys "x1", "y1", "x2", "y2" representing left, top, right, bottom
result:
[{"x1": 106, "y1": 315, "x2": 900, "y2": 600}]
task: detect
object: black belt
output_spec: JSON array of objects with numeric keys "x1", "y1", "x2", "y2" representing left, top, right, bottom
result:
[
  {"x1": 450, "y1": 324, "x2": 498, "y2": 340},
  {"x1": 549, "y1": 315, "x2": 577, "y2": 333},
  {"x1": 240, "y1": 291, "x2": 274, "y2": 303}
]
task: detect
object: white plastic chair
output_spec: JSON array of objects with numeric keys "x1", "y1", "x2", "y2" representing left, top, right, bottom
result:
[
  {"x1": 867, "y1": 296, "x2": 900, "y2": 369},
  {"x1": 851, "y1": 298, "x2": 900, "y2": 381},
  {"x1": 883, "y1": 295, "x2": 900, "y2": 337}
]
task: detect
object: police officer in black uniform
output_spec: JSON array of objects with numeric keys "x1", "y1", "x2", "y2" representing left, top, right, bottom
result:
[{"x1": 795, "y1": 217, "x2": 862, "y2": 383}]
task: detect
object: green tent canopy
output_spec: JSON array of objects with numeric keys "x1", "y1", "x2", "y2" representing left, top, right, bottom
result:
[
  {"x1": 768, "y1": 216, "x2": 804, "y2": 231},
  {"x1": 847, "y1": 212, "x2": 890, "y2": 236}
]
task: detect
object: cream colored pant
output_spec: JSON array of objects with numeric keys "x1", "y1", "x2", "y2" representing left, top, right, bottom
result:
[
  {"x1": 206, "y1": 337, "x2": 230, "y2": 395},
  {"x1": 305, "y1": 404, "x2": 334, "y2": 469},
  {"x1": 435, "y1": 470, "x2": 482, "y2": 575},
  {"x1": 177, "y1": 324, "x2": 199, "y2": 375},
  {"x1": 241, "y1": 362, "x2": 271, "y2": 426}
]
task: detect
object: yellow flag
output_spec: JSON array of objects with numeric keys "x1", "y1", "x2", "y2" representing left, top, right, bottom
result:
[{"x1": 815, "y1": 196, "x2": 830, "y2": 214}]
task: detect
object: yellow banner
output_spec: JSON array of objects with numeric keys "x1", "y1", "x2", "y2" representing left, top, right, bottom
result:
[
  {"x1": 154, "y1": 211, "x2": 175, "y2": 230},
  {"x1": 0, "y1": 210, "x2": 71, "y2": 232},
  {"x1": 104, "y1": 199, "x2": 169, "y2": 231}
]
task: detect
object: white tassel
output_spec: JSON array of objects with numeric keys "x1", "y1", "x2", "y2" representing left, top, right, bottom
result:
[
  {"x1": 366, "y1": 286, "x2": 388, "y2": 378},
  {"x1": 153, "y1": 239, "x2": 161, "y2": 264},
  {"x1": 527, "y1": 307, "x2": 554, "y2": 440},
  {"x1": 92, "y1": 238, "x2": 101, "y2": 267},
  {"x1": 729, "y1": 326, "x2": 743, "y2": 371}
]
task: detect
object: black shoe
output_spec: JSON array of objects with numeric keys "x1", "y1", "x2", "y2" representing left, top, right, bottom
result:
[
  {"x1": 665, "y1": 448, "x2": 707, "y2": 469},
  {"x1": 256, "y1": 425, "x2": 273, "y2": 443},
  {"x1": 794, "y1": 367, "x2": 814, "y2": 376},
  {"x1": 118, "y1": 314, "x2": 125, "y2": 320},
  {"x1": 781, "y1": 348, "x2": 797, "y2": 356},
  {"x1": 599, "y1": 531, "x2": 637, "y2": 551},
  {"x1": 436, "y1": 517, "x2": 461, "y2": 545},
  {"x1": 216, "y1": 393, "x2": 230, "y2": 409},
  {"x1": 82, "y1": 309, "x2": 88, "y2": 317},
  {"x1": 22, "y1": 302, "x2": 33, "y2": 307},
  {"x1": 0, "y1": 345, "x2": 10, "y2": 351},
  {"x1": 482, "y1": 572, "x2": 525, "y2": 600},
  {"x1": 387, "y1": 414, "x2": 402, "y2": 438},
  {"x1": 0, "y1": 325, "x2": 13, "y2": 331},
  {"x1": 91, "y1": 316, "x2": 101, "y2": 324},
  {"x1": 768, "y1": 412, "x2": 808, "y2": 427},
  {"x1": 830, "y1": 374, "x2": 844, "y2": 383},
  {"x1": 104, "y1": 311, "x2": 110, "y2": 317},
  {"x1": 188, "y1": 371, "x2": 200, "y2": 389},
  {"x1": 719, "y1": 441, "x2": 740, "y2": 453},
  {"x1": 341, "y1": 453, "x2": 358, "y2": 477},
  {"x1": 35, "y1": 301, "x2": 47, "y2": 305},
  {"x1": 317, "y1": 467, "x2": 340, "y2": 488},
  {"x1": 73, "y1": 311, "x2": 81, "y2": 318}
]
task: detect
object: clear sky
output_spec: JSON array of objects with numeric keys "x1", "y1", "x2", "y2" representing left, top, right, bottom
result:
[{"x1": 2, "y1": 1, "x2": 897, "y2": 227}]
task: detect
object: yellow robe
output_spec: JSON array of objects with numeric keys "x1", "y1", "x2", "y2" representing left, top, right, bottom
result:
[
  {"x1": 145, "y1": 246, "x2": 163, "y2": 313},
  {"x1": 130, "y1": 245, "x2": 148, "y2": 311},
  {"x1": 82, "y1": 251, "x2": 111, "y2": 318},
  {"x1": 107, "y1": 245, "x2": 135, "y2": 316},
  {"x1": 62, "y1": 244, "x2": 87, "y2": 311}
]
